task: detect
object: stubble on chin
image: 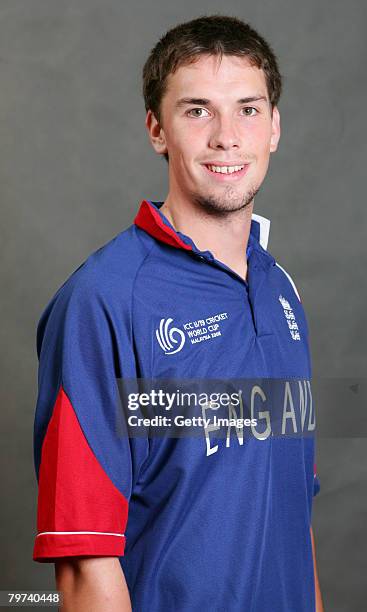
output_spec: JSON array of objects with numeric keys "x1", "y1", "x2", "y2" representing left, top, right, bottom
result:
[{"x1": 189, "y1": 184, "x2": 260, "y2": 218}]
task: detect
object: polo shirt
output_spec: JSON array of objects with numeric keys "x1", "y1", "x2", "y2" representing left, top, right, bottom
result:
[{"x1": 33, "y1": 199, "x2": 320, "y2": 611}]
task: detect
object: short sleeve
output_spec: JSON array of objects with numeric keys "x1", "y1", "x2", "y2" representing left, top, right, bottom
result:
[{"x1": 33, "y1": 276, "x2": 148, "y2": 562}]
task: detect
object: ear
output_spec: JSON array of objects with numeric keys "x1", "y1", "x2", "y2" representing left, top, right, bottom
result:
[
  {"x1": 145, "y1": 110, "x2": 168, "y2": 156},
  {"x1": 270, "y1": 106, "x2": 281, "y2": 153}
]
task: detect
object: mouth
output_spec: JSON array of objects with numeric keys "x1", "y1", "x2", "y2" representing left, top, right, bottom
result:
[{"x1": 202, "y1": 163, "x2": 250, "y2": 181}]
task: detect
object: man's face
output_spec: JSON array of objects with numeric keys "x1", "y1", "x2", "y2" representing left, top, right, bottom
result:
[{"x1": 146, "y1": 54, "x2": 281, "y2": 216}]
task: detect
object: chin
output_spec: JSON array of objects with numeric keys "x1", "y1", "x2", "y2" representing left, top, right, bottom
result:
[{"x1": 190, "y1": 188, "x2": 258, "y2": 217}]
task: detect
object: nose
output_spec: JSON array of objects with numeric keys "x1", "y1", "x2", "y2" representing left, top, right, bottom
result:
[{"x1": 208, "y1": 116, "x2": 241, "y2": 150}]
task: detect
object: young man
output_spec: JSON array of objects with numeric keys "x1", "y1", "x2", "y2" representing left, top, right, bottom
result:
[{"x1": 33, "y1": 15, "x2": 323, "y2": 611}]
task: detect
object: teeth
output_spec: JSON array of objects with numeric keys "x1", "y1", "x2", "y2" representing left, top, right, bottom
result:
[{"x1": 207, "y1": 165, "x2": 244, "y2": 174}]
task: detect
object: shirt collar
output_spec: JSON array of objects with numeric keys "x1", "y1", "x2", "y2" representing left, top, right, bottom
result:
[{"x1": 134, "y1": 199, "x2": 272, "y2": 261}]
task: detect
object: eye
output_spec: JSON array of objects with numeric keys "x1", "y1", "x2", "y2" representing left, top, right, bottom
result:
[
  {"x1": 241, "y1": 107, "x2": 258, "y2": 116},
  {"x1": 186, "y1": 108, "x2": 210, "y2": 118}
]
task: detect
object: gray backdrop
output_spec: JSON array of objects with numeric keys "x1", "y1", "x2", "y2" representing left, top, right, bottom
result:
[{"x1": 1, "y1": 1, "x2": 366, "y2": 610}]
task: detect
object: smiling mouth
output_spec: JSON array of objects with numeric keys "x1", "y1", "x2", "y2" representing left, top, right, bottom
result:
[
  {"x1": 202, "y1": 163, "x2": 250, "y2": 179},
  {"x1": 206, "y1": 164, "x2": 244, "y2": 174}
]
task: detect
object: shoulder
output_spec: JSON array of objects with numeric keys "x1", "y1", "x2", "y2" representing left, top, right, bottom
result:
[
  {"x1": 68, "y1": 223, "x2": 154, "y2": 292},
  {"x1": 251, "y1": 213, "x2": 302, "y2": 304},
  {"x1": 272, "y1": 260, "x2": 302, "y2": 303},
  {"x1": 47, "y1": 224, "x2": 154, "y2": 301},
  {"x1": 36, "y1": 224, "x2": 155, "y2": 347}
]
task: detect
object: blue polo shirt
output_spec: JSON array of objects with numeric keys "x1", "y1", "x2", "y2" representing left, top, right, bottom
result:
[{"x1": 33, "y1": 199, "x2": 320, "y2": 611}]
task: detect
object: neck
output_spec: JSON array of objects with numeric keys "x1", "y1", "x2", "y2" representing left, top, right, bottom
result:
[{"x1": 160, "y1": 192, "x2": 254, "y2": 282}]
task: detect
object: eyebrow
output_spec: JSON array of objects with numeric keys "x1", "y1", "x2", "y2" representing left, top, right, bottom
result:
[{"x1": 175, "y1": 95, "x2": 268, "y2": 108}]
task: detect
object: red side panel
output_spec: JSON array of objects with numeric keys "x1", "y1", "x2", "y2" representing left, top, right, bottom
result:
[{"x1": 33, "y1": 386, "x2": 128, "y2": 561}]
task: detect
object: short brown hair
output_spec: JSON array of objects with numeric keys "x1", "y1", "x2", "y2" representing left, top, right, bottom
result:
[{"x1": 142, "y1": 15, "x2": 282, "y2": 161}]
